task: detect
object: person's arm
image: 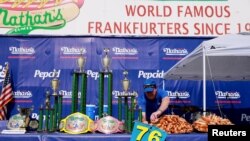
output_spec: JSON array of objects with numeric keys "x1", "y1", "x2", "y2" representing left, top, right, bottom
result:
[
  {"x1": 141, "y1": 112, "x2": 148, "y2": 124},
  {"x1": 150, "y1": 96, "x2": 170, "y2": 121},
  {"x1": 158, "y1": 96, "x2": 170, "y2": 113}
]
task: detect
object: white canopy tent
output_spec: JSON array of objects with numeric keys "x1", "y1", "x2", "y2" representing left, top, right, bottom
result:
[{"x1": 163, "y1": 33, "x2": 250, "y2": 113}]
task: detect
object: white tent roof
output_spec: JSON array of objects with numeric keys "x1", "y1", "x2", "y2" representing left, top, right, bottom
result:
[{"x1": 164, "y1": 33, "x2": 250, "y2": 81}]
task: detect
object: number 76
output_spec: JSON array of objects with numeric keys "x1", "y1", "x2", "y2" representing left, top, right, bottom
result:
[{"x1": 136, "y1": 125, "x2": 162, "y2": 141}]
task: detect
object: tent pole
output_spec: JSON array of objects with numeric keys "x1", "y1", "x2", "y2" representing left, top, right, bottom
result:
[{"x1": 202, "y1": 46, "x2": 206, "y2": 116}]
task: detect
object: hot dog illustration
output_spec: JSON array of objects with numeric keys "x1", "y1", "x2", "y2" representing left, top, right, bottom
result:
[
  {"x1": 0, "y1": 0, "x2": 84, "y2": 34},
  {"x1": 0, "y1": 0, "x2": 84, "y2": 11},
  {"x1": 0, "y1": 2, "x2": 80, "y2": 28}
]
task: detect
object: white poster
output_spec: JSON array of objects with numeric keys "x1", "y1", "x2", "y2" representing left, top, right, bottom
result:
[{"x1": 0, "y1": 0, "x2": 249, "y2": 36}]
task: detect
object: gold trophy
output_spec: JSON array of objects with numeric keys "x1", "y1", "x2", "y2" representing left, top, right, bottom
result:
[
  {"x1": 122, "y1": 70, "x2": 130, "y2": 93},
  {"x1": 72, "y1": 48, "x2": 87, "y2": 114},
  {"x1": 98, "y1": 48, "x2": 113, "y2": 117},
  {"x1": 18, "y1": 105, "x2": 34, "y2": 129},
  {"x1": 102, "y1": 48, "x2": 111, "y2": 72},
  {"x1": 76, "y1": 49, "x2": 86, "y2": 73},
  {"x1": 51, "y1": 71, "x2": 63, "y2": 131},
  {"x1": 19, "y1": 105, "x2": 34, "y2": 128},
  {"x1": 51, "y1": 71, "x2": 59, "y2": 96}
]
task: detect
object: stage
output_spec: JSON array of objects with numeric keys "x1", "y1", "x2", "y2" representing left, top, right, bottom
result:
[
  {"x1": 0, "y1": 120, "x2": 208, "y2": 141},
  {"x1": 0, "y1": 132, "x2": 208, "y2": 141}
]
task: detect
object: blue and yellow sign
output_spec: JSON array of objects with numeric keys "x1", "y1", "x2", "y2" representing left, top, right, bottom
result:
[{"x1": 130, "y1": 121, "x2": 167, "y2": 141}]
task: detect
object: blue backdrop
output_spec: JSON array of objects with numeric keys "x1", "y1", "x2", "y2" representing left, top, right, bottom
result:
[{"x1": 0, "y1": 36, "x2": 249, "y2": 124}]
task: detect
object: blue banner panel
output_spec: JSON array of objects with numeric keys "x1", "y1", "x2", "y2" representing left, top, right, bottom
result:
[{"x1": 1, "y1": 36, "x2": 249, "y2": 125}]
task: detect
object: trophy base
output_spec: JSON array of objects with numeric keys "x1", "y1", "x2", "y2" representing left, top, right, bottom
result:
[
  {"x1": 52, "y1": 93, "x2": 58, "y2": 96},
  {"x1": 74, "y1": 70, "x2": 86, "y2": 74},
  {"x1": 102, "y1": 70, "x2": 112, "y2": 73}
]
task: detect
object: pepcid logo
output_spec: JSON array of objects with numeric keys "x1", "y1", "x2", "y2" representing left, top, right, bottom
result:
[
  {"x1": 167, "y1": 91, "x2": 190, "y2": 99},
  {"x1": 0, "y1": 0, "x2": 85, "y2": 34},
  {"x1": 60, "y1": 47, "x2": 87, "y2": 55},
  {"x1": 9, "y1": 46, "x2": 35, "y2": 55},
  {"x1": 34, "y1": 69, "x2": 61, "y2": 80},
  {"x1": 86, "y1": 70, "x2": 110, "y2": 80},
  {"x1": 215, "y1": 91, "x2": 240, "y2": 99},
  {"x1": 163, "y1": 48, "x2": 188, "y2": 56},
  {"x1": 14, "y1": 90, "x2": 32, "y2": 98},
  {"x1": 112, "y1": 47, "x2": 138, "y2": 55},
  {"x1": 241, "y1": 113, "x2": 250, "y2": 122},
  {"x1": 138, "y1": 70, "x2": 164, "y2": 79},
  {"x1": 86, "y1": 70, "x2": 99, "y2": 80}
]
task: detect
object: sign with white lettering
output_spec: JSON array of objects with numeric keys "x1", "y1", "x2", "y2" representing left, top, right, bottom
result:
[
  {"x1": 130, "y1": 121, "x2": 167, "y2": 141},
  {"x1": 208, "y1": 125, "x2": 250, "y2": 141},
  {"x1": 0, "y1": 0, "x2": 249, "y2": 36}
]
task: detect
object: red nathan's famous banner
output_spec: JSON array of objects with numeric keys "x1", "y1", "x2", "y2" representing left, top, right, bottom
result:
[{"x1": 0, "y1": 63, "x2": 13, "y2": 120}]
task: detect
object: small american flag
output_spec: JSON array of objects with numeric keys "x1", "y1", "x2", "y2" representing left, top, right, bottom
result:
[{"x1": 0, "y1": 63, "x2": 14, "y2": 120}]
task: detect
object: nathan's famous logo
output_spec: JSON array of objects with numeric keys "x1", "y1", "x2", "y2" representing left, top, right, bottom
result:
[
  {"x1": 215, "y1": 91, "x2": 240, "y2": 99},
  {"x1": 167, "y1": 91, "x2": 190, "y2": 99},
  {"x1": 14, "y1": 90, "x2": 32, "y2": 98},
  {"x1": 59, "y1": 90, "x2": 82, "y2": 99},
  {"x1": 163, "y1": 48, "x2": 188, "y2": 56},
  {"x1": 0, "y1": 0, "x2": 84, "y2": 34},
  {"x1": 61, "y1": 47, "x2": 87, "y2": 55},
  {"x1": 112, "y1": 47, "x2": 138, "y2": 55}
]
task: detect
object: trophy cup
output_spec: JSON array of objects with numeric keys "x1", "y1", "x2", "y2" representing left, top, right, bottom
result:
[
  {"x1": 118, "y1": 71, "x2": 138, "y2": 132},
  {"x1": 101, "y1": 48, "x2": 111, "y2": 72},
  {"x1": 122, "y1": 70, "x2": 130, "y2": 93},
  {"x1": 17, "y1": 105, "x2": 34, "y2": 129},
  {"x1": 98, "y1": 48, "x2": 113, "y2": 117},
  {"x1": 51, "y1": 72, "x2": 59, "y2": 96},
  {"x1": 7, "y1": 105, "x2": 33, "y2": 130},
  {"x1": 76, "y1": 49, "x2": 86, "y2": 73},
  {"x1": 72, "y1": 48, "x2": 87, "y2": 114},
  {"x1": 51, "y1": 72, "x2": 63, "y2": 131}
]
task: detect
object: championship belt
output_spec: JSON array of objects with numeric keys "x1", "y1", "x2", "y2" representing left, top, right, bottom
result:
[
  {"x1": 7, "y1": 114, "x2": 25, "y2": 130},
  {"x1": 94, "y1": 115, "x2": 124, "y2": 134},
  {"x1": 27, "y1": 118, "x2": 39, "y2": 131},
  {"x1": 59, "y1": 112, "x2": 94, "y2": 134}
]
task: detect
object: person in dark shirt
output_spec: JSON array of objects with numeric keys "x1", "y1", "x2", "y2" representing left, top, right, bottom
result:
[{"x1": 138, "y1": 79, "x2": 170, "y2": 123}]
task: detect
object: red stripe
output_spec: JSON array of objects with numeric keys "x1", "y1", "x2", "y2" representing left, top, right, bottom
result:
[
  {"x1": 0, "y1": 84, "x2": 13, "y2": 108},
  {"x1": 0, "y1": 94, "x2": 12, "y2": 103},
  {"x1": 112, "y1": 56, "x2": 138, "y2": 59},
  {"x1": 1, "y1": 84, "x2": 11, "y2": 94},
  {"x1": 60, "y1": 56, "x2": 78, "y2": 59},
  {"x1": 0, "y1": 94, "x2": 13, "y2": 106},
  {"x1": 8, "y1": 56, "x2": 35, "y2": 59},
  {"x1": 1, "y1": 89, "x2": 12, "y2": 99},
  {"x1": 0, "y1": 68, "x2": 13, "y2": 120},
  {"x1": 0, "y1": 106, "x2": 7, "y2": 120},
  {"x1": 12, "y1": 100, "x2": 32, "y2": 103},
  {"x1": 0, "y1": 88, "x2": 12, "y2": 102},
  {"x1": 162, "y1": 57, "x2": 183, "y2": 60},
  {"x1": 0, "y1": 96, "x2": 13, "y2": 108}
]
